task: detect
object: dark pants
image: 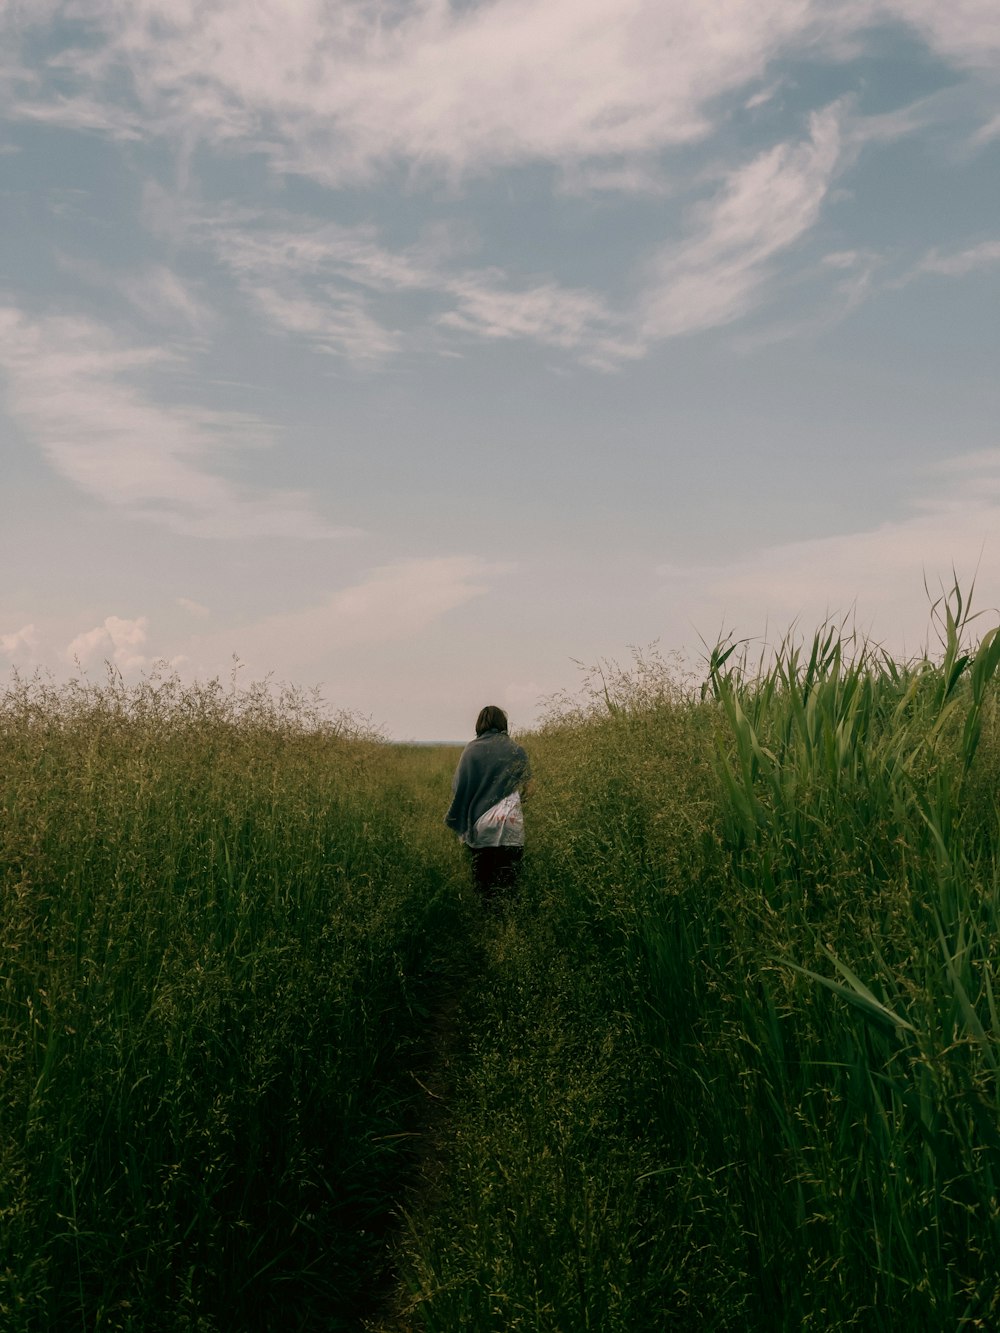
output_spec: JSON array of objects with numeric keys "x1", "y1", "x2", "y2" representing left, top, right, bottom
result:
[{"x1": 469, "y1": 846, "x2": 523, "y2": 908}]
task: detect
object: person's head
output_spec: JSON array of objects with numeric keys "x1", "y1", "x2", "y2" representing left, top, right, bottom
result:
[{"x1": 475, "y1": 705, "x2": 508, "y2": 735}]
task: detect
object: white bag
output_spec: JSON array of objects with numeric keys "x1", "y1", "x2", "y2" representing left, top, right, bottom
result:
[{"x1": 471, "y1": 791, "x2": 524, "y2": 848}]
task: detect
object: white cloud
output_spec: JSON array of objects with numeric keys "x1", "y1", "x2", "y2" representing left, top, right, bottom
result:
[
  {"x1": 6, "y1": 92, "x2": 144, "y2": 140},
  {"x1": 196, "y1": 214, "x2": 427, "y2": 361},
  {"x1": 118, "y1": 265, "x2": 213, "y2": 329},
  {"x1": 330, "y1": 557, "x2": 496, "y2": 637},
  {"x1": 176, "y1": 597, "x2": 210, "y2": 618},
  {"x1": 3, "y1": 2, "x2": 996, "y2": 192},
  {"x1": 0, "y1": 1, "x2": 818, "y2": 181},
  {"x1": 971, "y1": 112, "x2": 1000, "y2": 146},
  {"x1": 1, "y1": 5, "x2": 993, "y2": 374},
  {"x1": 0, "y1": 623, "x2": 38, "y2": 658},
  {"x1": 248, "y1": 284, "x2": 401, "y2": 364},
  {"x1": 915, "y1": 240, "x2": 1000, "y2": 277},
  {"x1": 557, "y1": 159, "x2": 669, "y2": 195},
  {"x1": 642, "y1": 105, "x2": 845, "y2": 337},
  {"x1": 208, "y1": 217, "x2": 435, "y2": 294},
  {"x1": 67, "y1": 615, "x2": 150, "y2": 670},
  {"x1": 659, "y1": 448, "x2": 1000, "y2": 656},
  {"x1": 745, "y1": 82, "x2": 783, "y2": 112},
  {"x1": 883, "y1": 0, "x2": 1000, "y2": 70},
  {"x1": 732, "y1": 246, "x2": 879, "y2": 350},
  {"x1": 0, "y1": 305, "x2": 338, "y2": 538},
  {"x1": 175, "y1": 101, "x2": 847, "y2": 367},
  {"x1": 9, "y1": 5, "x2": 978, "y2": 368},
  {"x1": 190, "y1": 556, "x2": 504, "y2": 677},
  {"x1": 439, "y1": 272, "x2": 640, "y2": 366},
  {"x1": 58, "y1": 255, "x2": 213, "y2": 331},
  {"x1": 195, "y1": 207, "x2": 639, "y2": 364}
]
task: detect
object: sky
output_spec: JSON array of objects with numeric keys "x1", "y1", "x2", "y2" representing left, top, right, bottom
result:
[{"x1": 1, "y1": 1, "x2": 999, "y2": 739}]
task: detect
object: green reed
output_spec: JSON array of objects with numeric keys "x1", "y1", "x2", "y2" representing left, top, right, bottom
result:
[
  {"x1": 394, "y1": 601, "x2": 1000, "y2": 1330},
  {"x1": 688, "y1": 589, "x2": 1000, "y2": 1326}
]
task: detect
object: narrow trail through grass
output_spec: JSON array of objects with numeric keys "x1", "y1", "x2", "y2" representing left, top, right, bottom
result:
[
  {"x1": 365, "y1": 880, "x2": 699, "y2": 1333},
  {"x1": 365, "y1": 902, "x2": 489, "y2": 1333}
]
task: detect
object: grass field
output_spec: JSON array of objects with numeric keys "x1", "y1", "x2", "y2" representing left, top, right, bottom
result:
[{"x1": 3, "y1": 592, "x2": 1000, "y2": 1330}]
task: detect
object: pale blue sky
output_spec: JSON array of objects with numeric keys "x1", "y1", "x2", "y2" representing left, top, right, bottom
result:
[{"x1": 2, "y1": 1, "x2": 998, "y2": 738}]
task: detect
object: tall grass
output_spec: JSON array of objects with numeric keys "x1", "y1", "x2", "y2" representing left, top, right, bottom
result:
[
  {"x1": 0, "y1": 669, "x2": 465, "y2": 1331},
  {"x1": 690, "y1": 592, "x2": 1000, "y2": 1326},
  {"x1": 6, "y1": 593, "x2": 1000, "y2": 1330},
  {"x1": 394, "y1": 602, "x2": 1000, "y2": 1330}
]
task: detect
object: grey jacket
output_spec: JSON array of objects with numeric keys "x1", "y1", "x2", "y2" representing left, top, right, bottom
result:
[{"x1": 444, "y1": 729, "x2": 531, "y2": 845}]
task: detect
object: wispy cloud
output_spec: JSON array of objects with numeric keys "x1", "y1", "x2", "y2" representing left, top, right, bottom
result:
[
  {"x1": 195, "y1": 213, "x2": 425, "y2": 363},
  {"x1": 207, "y1": 217, "x2": 436, "y2": 295},
  {"x1": 915, "y1": 240, "x2": 1000, "y2": 278},
  {"x1": 170, "y1": 103, "x2": 846, "y2": 367},
  {"x1": 191, "y1": 556, "x2": 504, "y2": 674},
  {"x1": 971, "y1": 112, "x2": 1000, "y2": 146},
  {"x1": 324, "y1": 557, "x2": 500, "y2": 643},
  {"x1": 882, "y1": 0, "x2": 1000, "y2": 70},
  {"x1": 6, "y1": 2, "x2": 996, "y2": 185},
  {"x1": 557, "y1": 159, "x2": 669, "y2": 196},
  {"x1": 58, "y1": 255, "x2": 214, "y2": 332},
  {"x1": 732, "y1": 246, "x2": 880, "y2": 351},
  {"x1": 642, "y1": 106, "x2": 845, "y2": 338},
  {"x1": 439, "y1": 271, "x2": 639, "y2": 367},
  {"x1": 245, "y1": 284, "x2": 401, "y2": 364},
  {"x1": 116, "y1": 265, "x2": 213, "y2": 330},
  {"x1": 0, "y1": 305, "x2": 338, "y2": 538},
  {"x1": 7, "y1": 92, "x2": 144, "y2": 140},
  {"x1": 0, "y1": 1, "x2": 826, "y2": 182},
  {"x1": 4, "y1": 5, "x2": 993, "y2": 374},
  {"x1": 659, "y1": 447, "x2": 1000, "y2": 654},
  {"x1": 195, "y1": 208, "x2": 636, "y2": 365}
]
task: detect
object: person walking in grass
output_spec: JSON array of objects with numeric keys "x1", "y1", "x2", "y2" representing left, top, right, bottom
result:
[{"x1": 445, "y1": 705, "x2": 531, "y2": 908}]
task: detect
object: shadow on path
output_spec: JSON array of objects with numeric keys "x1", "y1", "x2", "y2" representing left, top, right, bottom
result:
[{"x1": 363, "y1": 896, "x2": 504, "y2": 1332}]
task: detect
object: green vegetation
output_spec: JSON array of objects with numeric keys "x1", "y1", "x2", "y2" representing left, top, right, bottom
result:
[
  {"x1": 4, "y1": 591, "x2": 1000, "y2": 1329},
  {"x1": 0, "y1": 672, "x2": 466, "y2": 1330}
]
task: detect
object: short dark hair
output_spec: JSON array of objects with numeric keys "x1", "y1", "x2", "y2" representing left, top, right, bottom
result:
[{"x1": 475, "y1": 705, "x2": 508, "y2": 735}]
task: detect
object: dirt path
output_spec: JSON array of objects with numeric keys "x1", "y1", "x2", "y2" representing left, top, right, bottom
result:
[{"x1": 363, "y1": 923, "x2": 488, "y2": 1332}]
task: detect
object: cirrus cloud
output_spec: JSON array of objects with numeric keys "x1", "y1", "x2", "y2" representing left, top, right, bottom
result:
[
  {"x1": 4, "y1": 1, "x2": 994, "y2": 188},
  {"x1": 0, "y1": 304, "x2": 340, "y2": 538},
  {"x1": 642, "y1": 105, "x2": 845, "y2": 337}
]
